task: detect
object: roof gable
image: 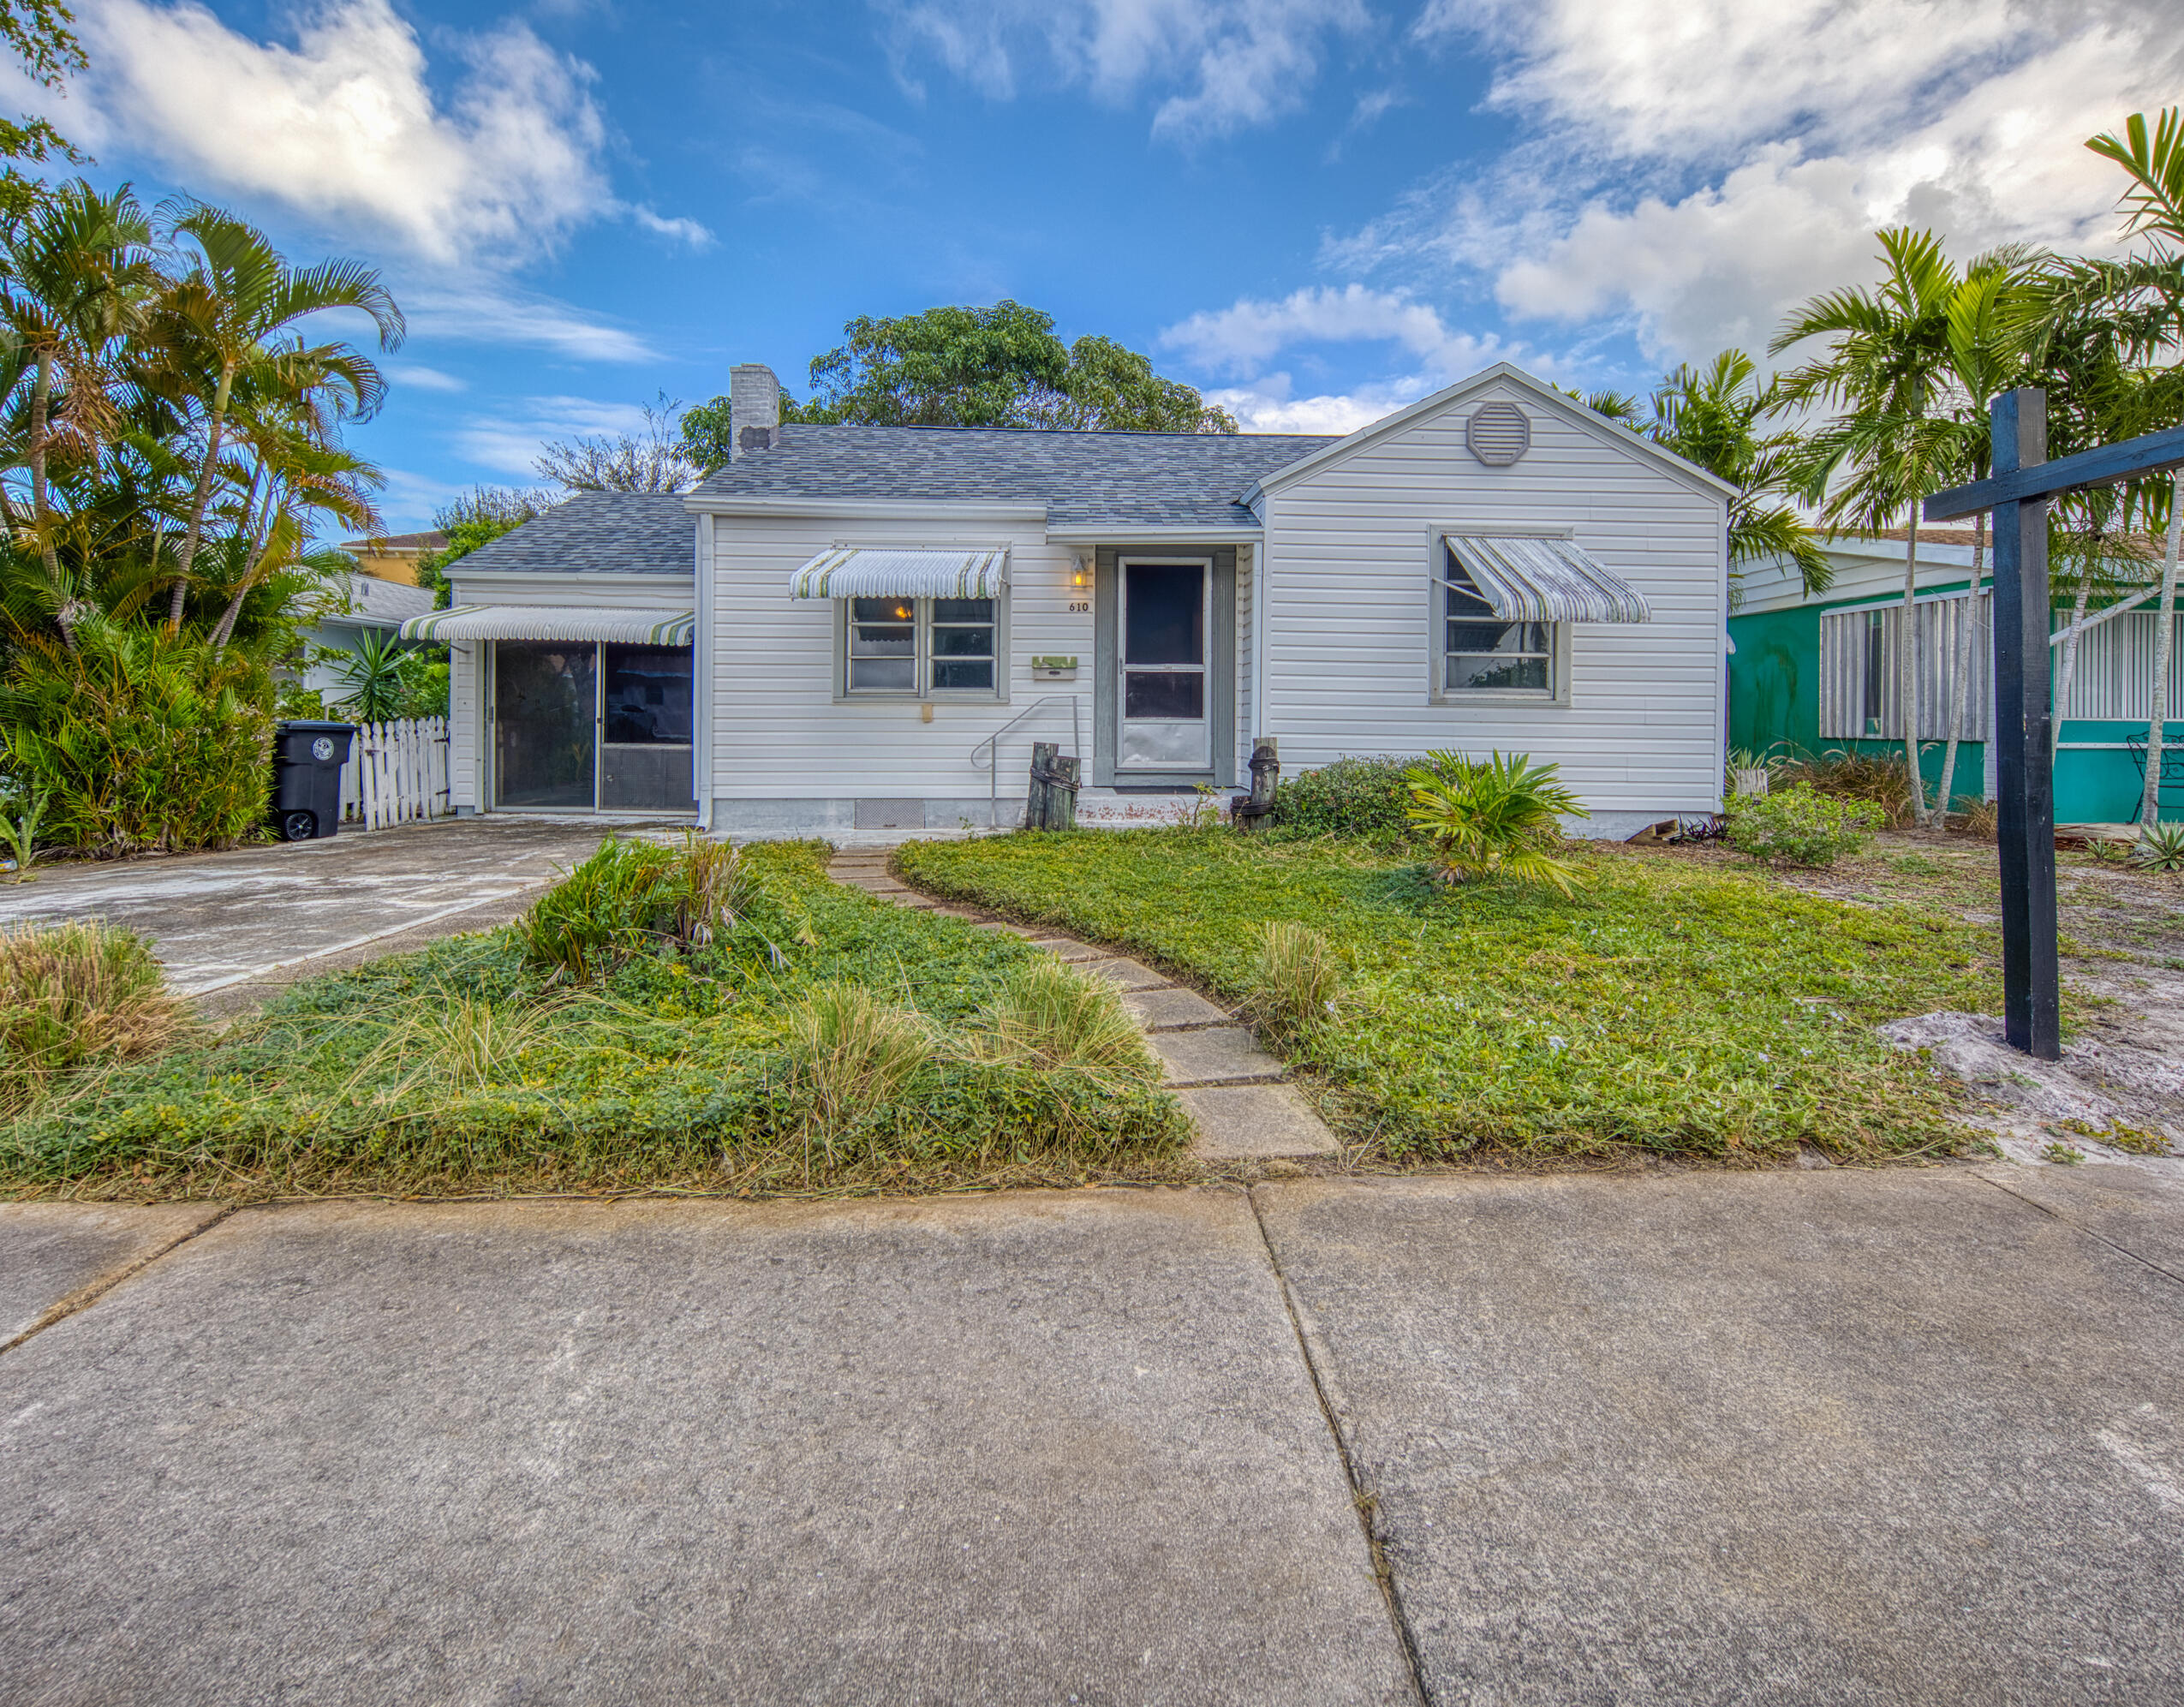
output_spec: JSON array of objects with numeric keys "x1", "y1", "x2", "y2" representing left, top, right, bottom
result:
[
  {"x1": 1247, "y1": 363, "x2": 1739, "y2": 504},
  {"x1": 452, "y1": 492, "x2": 696, "y2": 576}
]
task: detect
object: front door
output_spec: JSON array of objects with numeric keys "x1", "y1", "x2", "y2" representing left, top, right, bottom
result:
[{"x1": 1119, "y1": 559, "x2": 1210, "y2": 772}]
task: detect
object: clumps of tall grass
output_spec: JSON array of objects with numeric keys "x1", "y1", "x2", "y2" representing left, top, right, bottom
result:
[
  {"x1": 0, "y1": 921, "x2": 188, "y2": 1112},
  {"x1": 337, "y1": 986, "x2": 584, "y2": 1100},
  {"x1": 1779, "y1": 748, "x2": 1919, "y2": 829},
  {"x1": 514, "y1": 833, "x2": 750, "y2": 980},
  {"x1": 970, "y1": 958, "x2": 1158, "y2": 1081},
  {"x1": 784, "y1": 983, "x2": 932, "y2": 1167},
  {"x1": 1243, "y1": 922, "x2": 1343, "y2": 1043}
]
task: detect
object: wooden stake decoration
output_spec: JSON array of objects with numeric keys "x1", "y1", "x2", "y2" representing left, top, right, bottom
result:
[{"x1": 1925, "y1": 391, "x2": 2184, "y2": 1059}]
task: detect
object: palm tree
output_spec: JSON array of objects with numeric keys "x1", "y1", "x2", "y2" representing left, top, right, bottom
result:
[
  {"x1": 1773, "y1": 230, "x2": 2036, "y2": 820},
  {"x1": 149, "y1": 202, "x2": 402, "y2": 630},
  {"x1": 0, "y1": 182, "x2": 155, "y2": 642}
]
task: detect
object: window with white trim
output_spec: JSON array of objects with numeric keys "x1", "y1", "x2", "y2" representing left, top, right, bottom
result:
[
  {"x1": 1439, "y1": 549, "x2": 1556, "y2": 696},
  {"x1": 844, "y1": 597, "x2": 998, "y2": 696}
]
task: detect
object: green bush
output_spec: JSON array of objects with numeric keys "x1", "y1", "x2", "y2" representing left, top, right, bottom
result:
[
  {"x1": 512, "y1": 834, "x2": 749, "y2": 981},
  {"x1": 1726, "y1": 783, "x2": 1883, "y2": 867},
  {"x1": 1404, "y1": 750, "x2": 1586, "y2": 894},
  {"x1": 0, "y1": 618, "x2": 272, "y2": 855},
  {"x1": 1270, "y1": 755, "x2": 1421, "y2": 842}
]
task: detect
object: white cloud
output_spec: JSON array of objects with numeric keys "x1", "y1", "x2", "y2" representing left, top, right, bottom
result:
[
  {"x1": 404, "y1": 285, "x2": 659, "y2": 364},
  {"x1": 1377, "y1": 0, "x2": 2184, "y2": 367},
  {"x1": 1205, "y1": 376, "x2": 1423, "y2": 434},
  {"x1": 68, "y1": 0, "x2": 710, "y2": 272},
  {"x1": 453, "y1": 395, "x2": 655, "y2": 478},
  {"x1": 1161, "y1": 284, "x2": 1503, "y2": 379},
  {"x1": 387, "y1": 363, "x2": 468, "y2": 393},
  {"x1": 879, "y1": 0, "x2": 1367, "y2": 140}
]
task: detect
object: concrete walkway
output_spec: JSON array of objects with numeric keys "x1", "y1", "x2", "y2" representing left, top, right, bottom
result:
[
  {"x1": 0, "y1": 819, "x2": 616, "y2": 1011},
  {"x1": 826, "y1": 847, "x2": 1341, "y2": 1162},
  {"x1": 3, "y1": 1164, "x2": 2181, "y2": 1703}
]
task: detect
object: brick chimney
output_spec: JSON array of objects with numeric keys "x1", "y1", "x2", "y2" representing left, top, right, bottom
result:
[{"x1": 730, "y1": 363, "x2": 780, "y2": 459}]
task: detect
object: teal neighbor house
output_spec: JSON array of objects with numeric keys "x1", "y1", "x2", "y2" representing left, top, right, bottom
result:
[{"x1": 1728, "y1": 531, "x2": 2182, "y2": 823}]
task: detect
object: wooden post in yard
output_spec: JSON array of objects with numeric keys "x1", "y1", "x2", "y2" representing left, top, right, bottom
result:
[
  {"x1": 1050, "y1": 755, "x2": 1079, "y2": 831},
  {"x1": 1028, "y1": 741, "x2": 1056, "y2": 830}
]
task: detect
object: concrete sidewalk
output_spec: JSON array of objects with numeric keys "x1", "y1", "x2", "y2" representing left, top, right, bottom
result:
[{"x1": 3, "y1": 1164, "x2": 2181, "y2": 1703}]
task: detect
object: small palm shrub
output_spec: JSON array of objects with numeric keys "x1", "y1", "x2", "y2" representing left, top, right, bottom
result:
[
  {"x1": 1404, "y1": 750, "x2": 1586, "y2": 895},
  {"x1": 2132, "y1": 821, "x2": 2184, "y2": 872},
  {"x1": 785, "y1": 983, "x2": 931, "y2": 1158},
  {"x1": 972, "y1": 958, "x2": 1156, "y2": 1081},
  {"x1": 0, "y1": 921, "x2": 188, "y2": 1111},
  {"x1": 1725, "y1": 783, "x2": 1883, "y2": 867},
  {"x1": 514, "y1": 833, "x2": 747, "y2": 978},
  {"x1": 1244, "y1": 921, "x2": 1344, "y2": 1041},
  {"x1": 1270, "y1": 755, "x2": 1418, "y2": 843},
  {"x1": 1781, "y1": 748, "x2": 1919, "y2": 828},
  {"x1": 0, "y1": 618, "x2": 272, "y2": 855}
]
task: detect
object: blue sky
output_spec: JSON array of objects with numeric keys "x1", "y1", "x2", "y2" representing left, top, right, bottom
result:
[{"x1": 21, "y1": 0, "x2": 2182, "y2": 528}]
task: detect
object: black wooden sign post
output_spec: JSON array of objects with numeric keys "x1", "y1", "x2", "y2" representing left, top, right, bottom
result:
[{"x1": 1924, "y1": 390, "x2": 2184, "y2": 1059}]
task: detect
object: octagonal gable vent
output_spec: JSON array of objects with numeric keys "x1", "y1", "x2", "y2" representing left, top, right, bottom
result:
[{"x1": 1466, "y1": 401, "x2": 1531, "y2": 466}]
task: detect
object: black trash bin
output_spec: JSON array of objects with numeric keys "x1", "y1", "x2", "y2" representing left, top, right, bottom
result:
[{"x1": 271, "y1": 720, "x2": 356, "y2": 842}]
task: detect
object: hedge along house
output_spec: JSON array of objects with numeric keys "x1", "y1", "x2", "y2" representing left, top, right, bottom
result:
[
  {"x1": 408, "y1": 362, "x2": 1735, "y2": 837},
  {"x1": 1728, "y1": 534, "x2": 2184, "y2": 823}
]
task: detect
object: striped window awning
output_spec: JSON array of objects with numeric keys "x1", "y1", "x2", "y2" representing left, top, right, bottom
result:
[
  {"x1": 1441, "y1": 534, "x2": 1651, "y2": 624},
  {"x1": 398, "y1": 605, "x2": 696, "y2": 645},
  {"x1": 790, "y1": 546, "x2": 1008, "y2": 600}
]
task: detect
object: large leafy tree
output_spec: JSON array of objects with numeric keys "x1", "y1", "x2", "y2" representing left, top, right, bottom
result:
[{"x1": 679, "y1": 301, "x2": 1236, "y2": 473}]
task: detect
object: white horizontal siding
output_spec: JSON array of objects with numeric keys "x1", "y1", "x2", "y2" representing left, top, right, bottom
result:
[
  {"x1": 1261, "y1": 381, "x2": 1728, "y2": 814},
  {"x1": 710, "y1": 515, "x2": 1095, "y2": 801},
  {"x1": 447, "y1": 570, "x2": 695, "y2": 609},
  {"x1": 448, "y1": 642, "x2": 481, "y2": 808}
]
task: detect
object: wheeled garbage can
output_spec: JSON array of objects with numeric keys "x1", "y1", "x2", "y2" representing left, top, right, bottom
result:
[{"x1": 271, "y1": 720, "x2": 356, "y2": 842}]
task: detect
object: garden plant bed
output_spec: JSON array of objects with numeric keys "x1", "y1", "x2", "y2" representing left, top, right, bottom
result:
[
  {"x1": 897, "y1": 827, "x2": 2024, "y2": 1165},
  {"x1": 0, "y1": 843, "x2": 1193, "y2": 1202}
]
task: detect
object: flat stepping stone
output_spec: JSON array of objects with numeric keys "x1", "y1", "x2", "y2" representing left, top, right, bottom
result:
[
  {"x1": 1077, "y1": 958, "x2": 1173, "y2": 990},
  {"x1": 1178, "y1": 1083, "x2": 1341, "y2": 1161},
  {"x1": 1041, "y1": 940, "x2": 1108, "y2": 963},
  {"x1": 1122, "y1": 987, "x2": 1232, "y2": 1029},
  {"x1": 1151, "y1": 1025, "x2": 1284, "y2": 1087}
]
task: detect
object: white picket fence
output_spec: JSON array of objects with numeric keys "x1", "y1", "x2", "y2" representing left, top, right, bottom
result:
[{"x1": 337, "y1": 717, "x2": 453, "y2": 830}]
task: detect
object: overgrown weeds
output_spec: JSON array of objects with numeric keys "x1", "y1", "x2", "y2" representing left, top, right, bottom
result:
[
  {"x1": 785, "y1": 982, "x2": 931, "y2": 1161},
  {"x1": 1781, "y1": 748, "x2": 1919, "y2": 828},
  {"x1": 0, "y1": 921, "x2": 188, "y2": 1113},
  {"x1": 971, "y1": 958, "x2": 1156, "y2": 1080},
  {"x1": 1244, "y1": 921, "x2": 1343, "y2": 1042},
  {"x1": 513, "y1": 833, "x2": 749, "y2": 979}
]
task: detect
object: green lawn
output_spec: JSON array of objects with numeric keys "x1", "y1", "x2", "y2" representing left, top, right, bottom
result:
[
  {"x1": 1, "y1": 842, "x2": 1188, "y2": 1200},
  {"x1": 898, "y1": 829, "x2": 2007, "y2": 1164}
]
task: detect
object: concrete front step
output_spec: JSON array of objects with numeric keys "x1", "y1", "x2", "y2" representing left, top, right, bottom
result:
[
  {"x1": 1177, "y1": 1083, "x2": 1343, "y2": 1161},
  {"x1": 1122, "y1": 987, "x2": 1232, "y2": 1029},
  {"x1": 1149, "y1": 1025, "x2": 1284, "y2": 1088}
]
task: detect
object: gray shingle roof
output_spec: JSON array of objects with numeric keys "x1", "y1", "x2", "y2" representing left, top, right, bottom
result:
[
  {"x1": 692, "y1": 423, "x2": 1341, "y2": 528},
  {"x1": 451, "y1": 492, "x2": 695, "y2": 576}
]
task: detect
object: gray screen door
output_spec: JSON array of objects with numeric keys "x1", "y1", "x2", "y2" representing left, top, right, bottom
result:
[
  {"x1": 494, "y1": 642, "x2": 596, "y2": 809},
  {"x1": 1119, "y1": 561, "x2": 1209, "y2": 771}
]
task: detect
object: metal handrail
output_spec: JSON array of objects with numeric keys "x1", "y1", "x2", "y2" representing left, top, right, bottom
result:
[{"x1": 970, "y1": 694, "x2": 1084, "y2": 828}]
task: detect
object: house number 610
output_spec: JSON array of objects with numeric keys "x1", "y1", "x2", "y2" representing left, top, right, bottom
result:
[{"x1": 1068, "y1": 600, "x2": 1089, "y2": 612}]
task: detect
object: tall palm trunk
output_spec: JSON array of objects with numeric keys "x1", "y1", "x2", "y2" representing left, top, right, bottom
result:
[
  {"x1": 27, "y1": 348, "x2": 75, "y2": 649},
  {"x1": 168, "y1": 361, "x2": 236, "y2": 630},
  {"x1": 206, "y1": 478, "x2": 277, "y2": 654},
  {"x1": 1932, "y1": 510, "x2": 1987, "y2": 827},
  {"x1": 2052, "y1": 552, "x2": 2094, "y2": 767},
  {"x1": 1899, "y1": 516, "x2": 1924, "y2": 817},
  {"x1": 2143, "y1": 475, "x2": 2182, "y2": 827}
]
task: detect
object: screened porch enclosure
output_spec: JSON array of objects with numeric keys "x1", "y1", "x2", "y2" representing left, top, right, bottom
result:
[{"x1": 492, "y1": 640, "x2": 696, "y2": 814}]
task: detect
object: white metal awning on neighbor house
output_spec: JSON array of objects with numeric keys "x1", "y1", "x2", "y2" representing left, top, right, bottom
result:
[
  {"x1": 789, "y1": 546, "x2": 1009, "y2": 600},
  {"x1": 398, "y1": 605, "x2": 697, "y2": 645},
  {"x1": 1440, "y1": 534, "x2": 1652, "y2": 624}
]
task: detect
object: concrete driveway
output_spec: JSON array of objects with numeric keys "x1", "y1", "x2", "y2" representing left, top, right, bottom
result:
[
  {"x1": 3, "y1": 1163, "x2": 2181, "y2": 1704},
  {"x1": 0, "y1": 819, "x2": 618, "y2": 1006}
]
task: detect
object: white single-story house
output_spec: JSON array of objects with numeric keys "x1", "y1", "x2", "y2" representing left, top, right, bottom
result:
[
  {"x1": 299, "y1": 571, "x2": 438, "y2": 702},
  {"x1": 403, "y1": 361, "x2": 1734, "y2": 838}
]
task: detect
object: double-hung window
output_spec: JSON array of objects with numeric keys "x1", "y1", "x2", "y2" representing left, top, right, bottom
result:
[
  {"x1": 1440, "y1": 547, "x2": 1555, "y2": 697},
  {"x1": 845, "y1": 597, "x2": 998, "y2": 696}
]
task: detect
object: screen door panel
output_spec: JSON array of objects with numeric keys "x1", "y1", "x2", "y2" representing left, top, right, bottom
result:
[{"x1": 1120, "y1": 562, "x2": 1209, "y2": 769}]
